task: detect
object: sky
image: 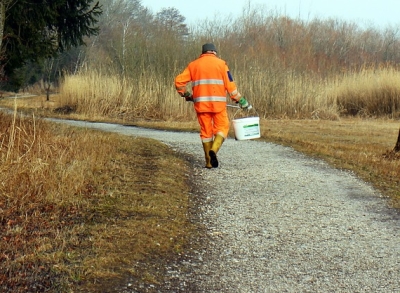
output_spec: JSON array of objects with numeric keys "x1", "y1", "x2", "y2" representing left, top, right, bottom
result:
[{"x1": 142, "y1": 0, "x2": 400, "y2": 29}]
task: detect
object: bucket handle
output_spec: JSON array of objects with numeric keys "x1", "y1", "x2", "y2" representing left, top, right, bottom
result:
[{"x1": 227, "y1": 104, "x2": 259, "y2": 118}]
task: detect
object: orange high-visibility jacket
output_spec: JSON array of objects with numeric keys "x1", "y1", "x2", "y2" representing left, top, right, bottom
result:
[{"x1": 175, "y1": 53, "x2": 241, "y2": 113}]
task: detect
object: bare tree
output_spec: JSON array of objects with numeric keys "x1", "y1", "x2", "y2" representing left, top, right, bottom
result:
[
  {"x1": 0, "y1": 0, "x2": 15, "y2": 49},
  {"x1": 382, "y1": 26, "x2": 400, "y2": 62},
  {"x1": 0, "y1": 0, "x2": 15, "y2": 82},
  {"x1": 42, "y1": 58, "x2": 59, "y2": 101},
  {"x1": 155, "y1": 7, "x2": 189, "y2": 37}
]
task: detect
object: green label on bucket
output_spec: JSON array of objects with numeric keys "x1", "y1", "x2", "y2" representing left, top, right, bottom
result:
[
  {"x1": 243, "y1": 123, "x2": 260, "y2": 137},
  {"x1": 243, "y1": 124, "x2": 259, "y2": 128}
]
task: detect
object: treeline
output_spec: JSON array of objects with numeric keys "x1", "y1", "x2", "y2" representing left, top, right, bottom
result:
[
  {"x1": 80, "y1": 1, "x2": 400, "y2": 77},
  {"x1": 35, "y1": 1, "x2": 400, "y2": 118}
]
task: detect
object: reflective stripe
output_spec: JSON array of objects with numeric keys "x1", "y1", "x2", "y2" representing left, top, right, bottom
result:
[
  {"x1": 230, "y1": 89, "x2": 238, "y2": 96},
  {"x1": 194, "y1": 96, "x2": 227, "y2": 102},
  {"x1": 193, "y1": 79, "x2": 224, "y2": 86},
  {"x1": 202, "y1": 137, "x2": 213, "y2": 143}
]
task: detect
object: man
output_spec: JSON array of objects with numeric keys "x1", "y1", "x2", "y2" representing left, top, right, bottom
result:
[{"x1": 175, "y1": 43, "x2": 251, "y2": 168}]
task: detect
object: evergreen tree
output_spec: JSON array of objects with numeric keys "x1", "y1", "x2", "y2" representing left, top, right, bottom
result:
[{"x1": 0, "y1": 0, "x2": 102, "y2": 90}]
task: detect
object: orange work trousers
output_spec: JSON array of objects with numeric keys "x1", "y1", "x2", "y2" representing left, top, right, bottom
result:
[{"x1": 196, "y1": 109, "x2": 230, "y2": 142}]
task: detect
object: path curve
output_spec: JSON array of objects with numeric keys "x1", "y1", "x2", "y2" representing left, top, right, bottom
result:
[{"x1": 49, "y1": 119, "x2": 400, "y2": 293}]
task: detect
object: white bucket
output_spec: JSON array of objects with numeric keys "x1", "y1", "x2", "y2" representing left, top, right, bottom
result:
[{"x1": 232, "y1": 116, "x2": 261, "y2": 140}]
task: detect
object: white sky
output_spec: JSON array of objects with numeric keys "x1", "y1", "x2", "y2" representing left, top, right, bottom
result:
[{"x1": 142, "y1": 0, "x2": 400, "y2": 29}]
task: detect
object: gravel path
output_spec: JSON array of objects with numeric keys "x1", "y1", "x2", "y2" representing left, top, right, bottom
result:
[{"x1": 50, "y1": 119, "x2": 400, "y2": 292}]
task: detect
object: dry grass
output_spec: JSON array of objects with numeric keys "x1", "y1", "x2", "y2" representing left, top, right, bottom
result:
[
  {"x1": 0, "y1": 108, "x2": 195, "y2": 292},
  {"x1": 55, "y1": 66, "x2": 400, "y2": 121},
  {"x1": 1, "y1": 92, "x2": 400, "y2": 291},
  {"x1": 326, "y1": 67, "x2": 400, "y2": 117},
  {"x1": 59, "y1": 70, "x2": 195, "y2": 121},
  {"x1": 3, "y1": 95, "x2": 400, "y2": 208}
]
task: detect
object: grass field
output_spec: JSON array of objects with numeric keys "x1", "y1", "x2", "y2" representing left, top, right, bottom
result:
[
  {"x1": 0, "y1": 98, "x2": 198, "y2": 292},
  {"x1": 0, "y1": 94, "x2": 399, "y2": 291},
  {"x1": 3, "y1": 94, "x2": 399, "y2": 205}
]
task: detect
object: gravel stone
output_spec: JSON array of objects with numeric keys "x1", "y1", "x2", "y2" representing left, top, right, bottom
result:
[{"x1": 48, "y1": 120, "x2": 400, "y2": 292}]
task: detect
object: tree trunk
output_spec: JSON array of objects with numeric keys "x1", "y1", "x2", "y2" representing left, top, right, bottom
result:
[
  {"x1": 394, "y1": 128, "x2": 400, "y2": 153},
  {"x1": 0, "y1": 1, "x2": 13, "y2": 50},
  {"x1": 0, "y1": 2, "x2": 5, "y2": 50}
]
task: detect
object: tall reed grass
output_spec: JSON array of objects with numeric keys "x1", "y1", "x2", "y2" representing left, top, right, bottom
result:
[
  {"x1": 59, "y1": 66, "x2": 400, "y2": 120},
  {"x1": 60, "y1": 69, "x2": 196, "y2": 121},
  {"x1": 326, "y1": 66, "x2": 400, "y2": 117}
]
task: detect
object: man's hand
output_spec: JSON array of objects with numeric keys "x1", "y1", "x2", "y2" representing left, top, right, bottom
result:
[
  {"x1": 181, "y1": 91, "x2": 193, "y2": 102},
  {"x1": 237, "y1": 97, "x2": 252, "y2": 110}
]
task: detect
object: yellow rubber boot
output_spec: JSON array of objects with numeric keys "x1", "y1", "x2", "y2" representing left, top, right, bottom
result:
[
  {"x1": 202, "y1": 141, "x2": 213, "y2": 169},
  {"x1": 209, "y1": 134, "x2": 224, "y2": 168}
]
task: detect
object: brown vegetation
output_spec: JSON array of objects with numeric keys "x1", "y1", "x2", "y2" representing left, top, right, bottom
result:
[
  {"x1": 2, "y1": 1, "x2": 400, "y2": 291},
  {"x1": 56, "y1": 3, "x2": 400, "y2": 120},
  {"x1": 0, "y1": 110, "x2": 194, "y2": 292}
]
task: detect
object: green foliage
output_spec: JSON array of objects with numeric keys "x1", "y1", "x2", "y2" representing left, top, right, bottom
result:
[{"x1": 1, "y1": 0, "x2": 102, "y2": 90}]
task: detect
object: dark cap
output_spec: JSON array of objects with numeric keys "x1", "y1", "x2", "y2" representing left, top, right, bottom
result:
[{"x1": 202, "y1": 43, "x2": 217, "y2": 53}]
